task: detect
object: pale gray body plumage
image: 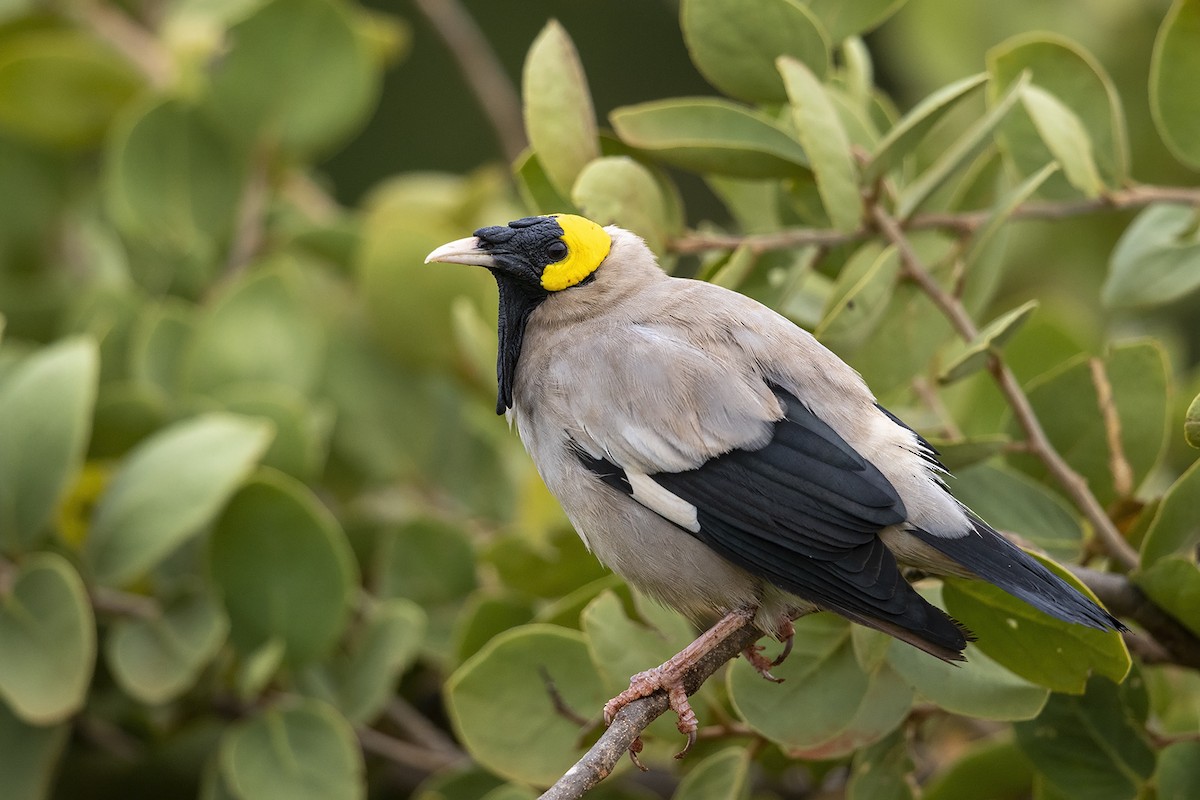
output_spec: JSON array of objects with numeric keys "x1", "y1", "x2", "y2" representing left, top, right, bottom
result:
[{"x1": 509, "y1": 227, "x2": 971, "y2": 635}]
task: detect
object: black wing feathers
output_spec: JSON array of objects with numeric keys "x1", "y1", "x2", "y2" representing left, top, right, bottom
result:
[{"x1": 575, "y1": 387, "x2": 972, "y2": 659}]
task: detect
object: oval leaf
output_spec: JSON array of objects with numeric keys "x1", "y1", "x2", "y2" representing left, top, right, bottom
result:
[
  {"x1": 1132, "y1": 557, "x2": 1200, "y2": 638},
  {"x1": 220, "y1": 699, "x2": 364, "y2": 800},
  {"x1": 1139, "y1": 458, "x2": 1200, "y2": 567},
  {"x1": 989, "y1": 34, "x2": 1129, "y2": 189},
  {"x1": 1188, "y1": 392, "x2": 1200, "y2": 448},
  {"x1": 1103, "y1": 203, "x2": 1200, "y2": 309},
  {"x1": 210, "y1": 470, "x2": 358, "y2": 665},
  {"x1": 571, "y1": 156, "x2": 670, "y2": 255},
  {"x1": 0, "y1": 553, "x2": 95, "y2": 724},
  {"x1": 949, "y1": 463, "x2": 1083, "y2": 562},
  {"x1": 206, "y1": 0, "x2": 379, "y2": 155},
  {"x1": 803, "y1": 0, "x2": 908, "y2": 41},
  {"x1": 815, "y1": 244, "x2": 900, "y2": 351},
  {"x1": 1157, "y1": 741, "x2": 1200, "y2": 800},
  {"x1": 681, "y1": 0, "x2": 829, "y2": 103},
  {"x1": 522, "y1": 20, "x2": 599, "y2": 197},
  {"x1": 0, "y1": 337, "x2": 98, "y2": 551},
  {"x1": 674, "y1": 746, "x2": 752, "y2": 800},
  {"x1": 942, "y1": 554, "x2": 1129, "y2": 694},
  {"x1": 1018, "y1": 85, "x2": 1102, "y2": 197},
  {"x1": 890, "y1": 639, "x2": 1047, "y2": 721},
  {"x1": 107, "y1": 586, "x2": 229, "y2": 705},
  {"x1": 778, "y1": 57, "x2": 861, "y2": 231},
  {"x1": 728, "y1": 614, "x2": 912, "y2": 754},
  {"x1": 1151, "y1": 0, "x2": 1200, "y2": 168},
  {"x1": 445, "y1": 624, "x2": 606, "y2": 786},
  {"x1": 610, "y1": 98, "x2": 810, "y2": 179},
  {"x1": 86, "y1": 414, "x2": 273, "y2": 586}
]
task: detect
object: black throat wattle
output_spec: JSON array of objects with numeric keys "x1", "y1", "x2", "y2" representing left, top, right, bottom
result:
[{"x1": 492, "y1": 272, "x2": 548, "y2": 415}]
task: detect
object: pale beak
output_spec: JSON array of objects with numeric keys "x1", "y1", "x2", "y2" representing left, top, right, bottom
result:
[{"x1": 424, "y1": 236, "x2": 497, "y2": 268}]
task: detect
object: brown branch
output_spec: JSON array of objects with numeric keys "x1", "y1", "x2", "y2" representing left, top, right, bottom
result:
[
  {"x1": 224, "y1": 151, "x2": 273, "y2": 279},
  {"x1": 75, "y1": 1, "x2": 173, "y2": 88},
  {"x1": 1089, "y1": 358, "x2": 1134, "y2": 500},
  {"x1": 384, "y1": 698, "x2": 466, "y2": 761},
  {"x1": 538, "y1": 623, "x2": 764, "y2": 800},
  {"x1": 670, "y1": 183, "x2": 1200, "y2": 256},
  {"x1": 357, "y1": 725, "x2": 466, "y2": 773},
  {"x1": 869, "y1": 204, "x2": 1142, "y2": 571},
  {"x1": 90, "y1": 585, "x2": 160, "y2": 620},
  {"x1": 411, "y1": 0, "x2": 526, "y2": 163}
]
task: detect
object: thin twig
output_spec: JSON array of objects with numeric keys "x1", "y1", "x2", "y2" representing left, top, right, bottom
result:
[
  {"x1": 385, "y1": 698, "x2": 466, "y2": 760},
  {"x1": 411, "y1": 0, "x2": 526, "y2": 163},
  {"x1": 540, "y1": 666, "x2": 592, "y2": 727},
  {"x1": 670, "y1": 183, "x2": 1200, "y2": 255},
  {"x1": 870, "y1": 204, "x2": 1142, "y2": 571},
  {"x1": 1089, "y1": 358, "x2": 1135, "y2": 500},
  {"x1": 357, "y1": 725, "x2": 466, "y2": 773},
  {"x1": 75, "y1": 1, "x2": 174, "y2": 87},
  {"x1": 539, "y1": 622, "x2": 764, "y2": 800},
  {"x1": 90, "y1": 585, "x2": 160, "y2": 620},
  {"x1": 224, "y1": 151, "x2": 272, "y2": 278}
]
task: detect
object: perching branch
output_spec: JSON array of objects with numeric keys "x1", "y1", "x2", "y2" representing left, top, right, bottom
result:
[
  {"x1": 538, "y1": 622, "x2": 764, "y2": 800},
  {"x1": 869, "y1": 204, "x2": 1143, "y2": 571},
  {"x1": 669, "y1": 183, "x2": 1200, "y2": 256},
  {"x1": 411, "y1": 0, "x2": 527, "y2": 163}
]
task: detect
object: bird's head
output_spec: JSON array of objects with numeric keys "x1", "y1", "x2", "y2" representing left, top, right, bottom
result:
[
  {"x1": 424, "y1": 213, "x2": 612, "y2": 293},
  {"x1": 425, "y1": 213, "x2": 615, "y2": 414}
]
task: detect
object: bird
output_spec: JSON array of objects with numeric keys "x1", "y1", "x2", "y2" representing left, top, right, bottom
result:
[{"x1": 426, "y1": 213, "x2": 1123, "y2": 758}]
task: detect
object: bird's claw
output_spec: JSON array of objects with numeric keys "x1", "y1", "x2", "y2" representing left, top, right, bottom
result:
[
  {"x1": 603, "y1": 664, "x2": 700, "y2": 762},
  {"x1": 741, "y1": 643, "x2": 785, "y2": 683}
]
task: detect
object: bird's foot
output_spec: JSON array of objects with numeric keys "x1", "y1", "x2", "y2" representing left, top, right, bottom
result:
[
  {"x1": 604, "y1": 662, "x2": 698, "y2": 765},
  {"x1": 602, "y1": 606, "x2": 758, "y2": 765},
  {"x1": 742, "y1": 617, "x2": 795, "y2": 680}
]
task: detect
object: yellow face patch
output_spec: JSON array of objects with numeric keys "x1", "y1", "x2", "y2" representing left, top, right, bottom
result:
[{"x1": 540, "y1": 214, "x2": 612, "y2": 291}]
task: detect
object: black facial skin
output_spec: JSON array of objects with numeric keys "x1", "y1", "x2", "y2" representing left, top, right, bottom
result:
[{"x1": 473, "y1": 217, "x2": 569, "y2": 414}]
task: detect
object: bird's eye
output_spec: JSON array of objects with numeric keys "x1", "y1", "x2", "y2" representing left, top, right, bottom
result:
[{"x1": 546, "y1": 240, "x2": 569, "y2": 262}]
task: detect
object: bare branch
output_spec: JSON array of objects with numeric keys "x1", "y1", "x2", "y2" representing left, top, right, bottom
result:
[
  {"x1": 1089, "y1": 358, "x2": 1135, "y2": 500},
  {"x1": 870, "y1": 204, "x2": 1142, "y2": 571},
  {"x1": 411, "y1": 0, "x2": 527, "y2": 163},
  {"x1": 75, "y1": 1, "x2": 174, "y2": 88},
  {"x1": 539, "y1": 623, "x2": 764, "y2": 800},
  {"x1": 357, "y1": 725, "x2": 466, "y2": 774},
  {"x1": 670, "y1": 183, "x2": 1200, "y2": 256}
]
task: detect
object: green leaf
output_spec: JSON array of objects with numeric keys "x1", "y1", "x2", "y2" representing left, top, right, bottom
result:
[
  {"x1": 778, "y1": 57, "x2": 860, "y2": 231},
  {"x1": 1018, "y1": 86, "x2": 1102, "y2": 197},
  {"x1": 0, "y1": 337, "x2": 98, "y2": 551},
  {"x1": 923, "y1": 738, "x2": 1034, "y2": 800},
  {"x1": 1006, "y1": 340, "x2": 1170, "y2": 507},
  {"x1": 896, "y1": 72, "x2": 1028, "y2": 219},
  {"x1": 1103, "y1": 203, "x2": 1200, "y2": 309},
  {"x1": 728, "y1": 614, "x2": 912, "y2": 756},
  {"x1": 298, "y1": 598, "x2": 426, "y2": 724},
  {"x1": 220, "y1": 699, "x2": 364, "y2": 800},
  {"x1": 815, "y1": 244, "x2": 900, "y2": 351},
  {"x1": 445, "y1": 624, "x2": 606, "y2": 786},
  {"x1": 610, "y1": 98, "x2": 810, "y2": 179},
  {"x1": 571, "y1": 156, "x2": 670, "y2": 255},
  {"x1": 1187, "y1": 392, "x2": 1200, "y2": 448},
  {"x1": 0, "y1": 553, "x2": 95, "y2": 724},
  {"x1": 866, "y1": 73, "x2": 988, "y2": 183},
  {"x1": 86, "y1": 414, "x2": 273, "y2": 587},
  {"x1": 1132, "y1": 557, "x2": 1200, "y2": 638},
  {"x1": 989, "y1": 34, "x2": 1129, "y2": 189},
  {"x1": 581, "y1": 591, "x2": 693, "y2": 695},
  {"x1": 1151, "y1": 0, "x2": 1200, "y2": 168},
  {"x1": 210, "y1": 470, "x2": 358, "y2": 666},
  {"x1": 673, "y1": 746, "x2": 751, "y2": 800},
  {"x1": 847, "y1": 729, "x2": 915, "y2": 800},
  {"x1": 377, "y1": 518, "x2": 477, "y2": 606},
  {"x1": 0, "y1": 27, "x2": 142, "y2": 150},
  {"x1": 1013, "y1": 676, "x2": 1154, "y2": 800},
  {"x1": 803, "y1": 0, "x2": 908, "y2": 41},
  {"x1": 206, "y1": 0, "x2": 379, "y2": 155},
  {"x1": 522, "y1": 20, "x2": 599, "y2": 197},
  {"x1": 888, "y1": 590, "x2": 1049, "y2": 721},
  {"x1": 942, "y1": 554, "x2": 1129, "y2": 694},
  {"x1": 0, "y1": 701, "x2": 67, "y2": 800},
  {"x1": 513, "y1": 149, "x2": 576, "y2": 215},
  {"x1": 452, "y1": 594, "x2": 534, "y2": 665},
  {"x1": 681, "y1": 0, "x2": 829, "y2": 103},
  {"x1": 128, "y1": 298, "x2": 195, "y2": 395},
  {"x1": 949, "y1": 463, "x2": 1083, "y2": 561},
  {"x1": 925, "y1": 434, "x2": 1010, "y2": 471},
  {"x1": 104, "y1": 97, "x2": 242, "y2": 259},
  {"x1": 1157, "y1": 741, "x2": 1200, "y2": 800},
  {"x1": 1140, "y1": 458, "x2": 1200, "y2": 567},
  {"x1": 940, "y1": 300, "x2": 1038, "y2": 384},
  {"x1": 106, "y1": 586, "x2": 228, "y2": 705},
  {"x1": 183, "y1": 267, "x2": 327, "y2": 397}
]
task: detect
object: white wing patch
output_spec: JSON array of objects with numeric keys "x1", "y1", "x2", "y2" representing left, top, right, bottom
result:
[{"x1": 626, "y1": 470, "x2": 700, "y2": 533}]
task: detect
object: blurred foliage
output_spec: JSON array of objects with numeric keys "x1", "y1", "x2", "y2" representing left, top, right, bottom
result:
[{"x1": 0, "y1": 0, "x2": 1199, "y2": 799}]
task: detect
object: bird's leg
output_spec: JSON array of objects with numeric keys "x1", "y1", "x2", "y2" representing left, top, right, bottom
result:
[
  {"x1": 740, "y1": 617, "x2": 796, "y2": 681},
  {"x1": 603, "y1": 606, "x2": 757, "y2": 762}
]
